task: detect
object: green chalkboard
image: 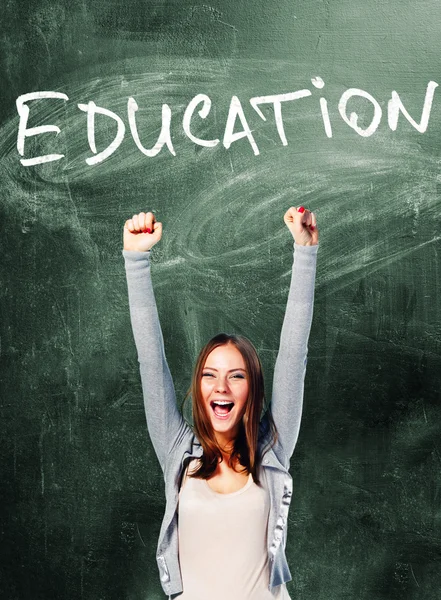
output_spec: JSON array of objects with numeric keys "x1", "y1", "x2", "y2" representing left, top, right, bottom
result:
[{"x1": 1, "y1": 1, "x2": 440, "y2": 599}]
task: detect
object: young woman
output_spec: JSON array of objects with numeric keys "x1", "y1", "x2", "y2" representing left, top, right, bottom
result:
[{"x1": 122, "y1": 207, "x2": 318, "y2": 599}]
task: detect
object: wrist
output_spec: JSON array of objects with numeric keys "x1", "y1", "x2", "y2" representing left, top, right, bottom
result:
[
  {"x1": 123, "y1": 243, "x2": 154, "y2": 252},
  {"x1": 122, "y1": 248, "x2": 151, "y2": 262},
  {"x1": 294, "y1": 242, "x2": 319, "y2": 253}
]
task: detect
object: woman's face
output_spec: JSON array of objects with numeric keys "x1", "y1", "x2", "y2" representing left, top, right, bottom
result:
[{"x1": 200, "y1": 344, "x2": 249, "y2": 444}]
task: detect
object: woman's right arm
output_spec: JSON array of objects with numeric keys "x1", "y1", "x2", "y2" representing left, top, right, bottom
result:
[{"x1": 123, "y1": 212, "x2": 190, "y2": 471}]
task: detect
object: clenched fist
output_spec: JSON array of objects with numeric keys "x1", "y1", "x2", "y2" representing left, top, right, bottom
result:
[
  {"x1": 284, "y1": 206, "x2": 318, "y2": 246},
  {"x1": 123, "y1": 211, "x2": 162, "y2": 252}
]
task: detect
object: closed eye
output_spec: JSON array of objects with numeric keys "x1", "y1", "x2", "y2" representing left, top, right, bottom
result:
[{"x1": 202, "y1": 372, "x2": 245, "y2": 379}]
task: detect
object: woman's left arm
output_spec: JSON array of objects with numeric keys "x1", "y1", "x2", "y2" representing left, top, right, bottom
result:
[{"x1": 270, "y1": 207, "x2": 319, "y2": 460}]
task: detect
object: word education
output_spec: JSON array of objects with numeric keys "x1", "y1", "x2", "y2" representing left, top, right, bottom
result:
[{"x1": 16, "y1": 78, "x2": 438, "y2": 166}]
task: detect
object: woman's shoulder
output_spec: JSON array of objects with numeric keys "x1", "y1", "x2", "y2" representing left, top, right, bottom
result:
[
  {"x1": 179, "y1": 457, "x2": 201, "y2": 491},
  {"x1": 187, "y1": 457, "x2": 201, "y2": 473}
]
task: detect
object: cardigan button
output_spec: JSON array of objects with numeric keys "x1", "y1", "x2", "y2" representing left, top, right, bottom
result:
[{"x1": 264, "y1": 458, "x2": 269, "y2": 464}]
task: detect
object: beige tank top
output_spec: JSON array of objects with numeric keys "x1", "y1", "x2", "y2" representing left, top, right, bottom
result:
[{"x1": 177, "y1": 459, "x2": 291, "y2": 600}]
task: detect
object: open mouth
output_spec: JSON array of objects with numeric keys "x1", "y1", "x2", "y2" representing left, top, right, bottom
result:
[{"x1": 210, "y1": 400, "x2": 235, "y2": 419}]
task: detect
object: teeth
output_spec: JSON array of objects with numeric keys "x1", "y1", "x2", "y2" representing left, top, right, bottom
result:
[{"x1": 213, "y1": 401, "x2": 234, "y2": 406}]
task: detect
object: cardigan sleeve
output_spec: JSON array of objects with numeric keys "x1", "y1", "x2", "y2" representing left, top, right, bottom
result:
[
  {"x1": 270, "y1": 243, "x2": 318, "y2": 460},
  {"x1": 123, "y1": 249, "x2": 191, "y2": 471}
]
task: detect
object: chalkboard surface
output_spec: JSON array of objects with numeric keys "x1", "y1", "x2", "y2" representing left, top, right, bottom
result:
[{"x1": 1, "y1": 2, "x2": 440, "y2": 599}]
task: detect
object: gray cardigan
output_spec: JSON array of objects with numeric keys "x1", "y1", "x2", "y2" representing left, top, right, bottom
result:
[{"x1": 123, "y1": 243, "x2": 318, "y2": 597}]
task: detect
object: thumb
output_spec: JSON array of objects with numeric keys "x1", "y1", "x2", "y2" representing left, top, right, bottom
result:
[
  {"x1": 152, "y1": 221, "x2": 163, "y2": 240},
  {"x1": 309, "y1": 225, "x2": 319, "y2": 245},
  {"x1": 308, "y1": 211, "x2": 319, "y2": 245}
]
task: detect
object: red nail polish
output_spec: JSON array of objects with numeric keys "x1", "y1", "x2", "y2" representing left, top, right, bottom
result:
[
  {"x1": 298, "y1": 206, "x2": 305, "y2": 213},
  {"x1": 310, "y1": 225, "x2": 315, "y2": 231},
  {"x1": 146, "y1": 228, "x2": 152, "y2": 233}
]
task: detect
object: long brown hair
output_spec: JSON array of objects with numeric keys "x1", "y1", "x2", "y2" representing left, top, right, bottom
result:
[{"x1": 184, "y1": 333, "x2": 278, "y2": 484}]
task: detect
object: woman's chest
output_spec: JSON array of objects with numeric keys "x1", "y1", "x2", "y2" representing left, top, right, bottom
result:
[
  {"x1": 205, "y1": 463, "x2": 251, "y2": 494},
  {"x1": 178, "y1": 473, "x2": 270, "y2": 576},
  {"x1": 178, "y1": 465, "x2": 270, "y2": 534}
]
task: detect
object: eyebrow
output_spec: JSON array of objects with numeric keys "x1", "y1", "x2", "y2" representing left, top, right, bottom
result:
[{"x1": 202, "y1": 367, "x2": 247, "y2": 373}]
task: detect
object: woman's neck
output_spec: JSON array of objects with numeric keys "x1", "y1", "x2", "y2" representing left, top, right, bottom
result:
[{"x1": 215, "y1": 434, "x2": 235, "y2": 458}]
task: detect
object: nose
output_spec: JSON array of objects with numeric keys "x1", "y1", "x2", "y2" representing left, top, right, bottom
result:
[{"x1": 215, "y1": 376, "x2": 229, "y2": 393}]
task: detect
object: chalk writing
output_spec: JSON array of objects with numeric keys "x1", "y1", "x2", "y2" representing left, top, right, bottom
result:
[{"x1": 16, "y1": 79, "x2": 438, "y2": 166}]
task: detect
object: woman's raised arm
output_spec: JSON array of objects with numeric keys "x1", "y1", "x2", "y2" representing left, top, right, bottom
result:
[
  {"x1": 270, "y1": 207, "x2": 318, "y2": 461},
  {"x1": 123, "y1": 212, "x2": 190, "y2": 471}
]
